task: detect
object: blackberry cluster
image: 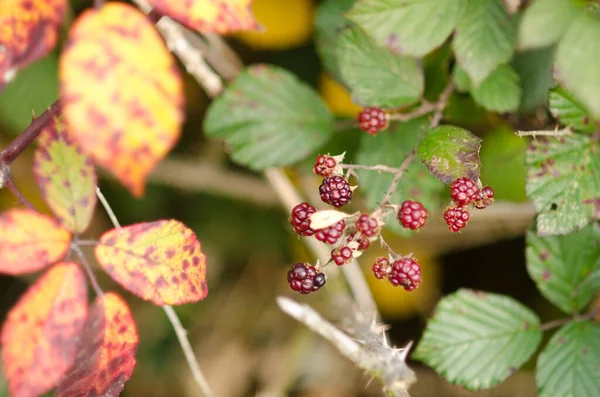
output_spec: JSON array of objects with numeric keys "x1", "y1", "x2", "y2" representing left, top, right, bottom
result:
[
  {"x1": 358, "y1": 107, "x2": 388, "y2": 135},
  {"x1": 450, "y1": 177, "x2": 480, "y2": 206},
  {"x1": 345, "y1": 230, "x2": 370, "y2": 251},
  {"x1": 444, "y1": 177, "x2": 495, "y2": 232},
  {"x1": 444, "y1": 205, "x2": 470, "y2": 233},
  {"x1": 319, "y1": 176, "x2": 352, "y2": 208},
  {"x1": 372, "y1": 257, "x2": 389, "y2": 279},
  {"x1": 371, "y1": 257, "x2": 422, "y2": 291},
  {"x1": 287, "y1": 263, "x2": 326, "y2": 295},
  {"x1": 314, "y1": 220, "x2": 346, "y2": 245},
  {"x1": 313, "y1": 154, "x2": 337, "y2": 177},
  {"x1": 355, "y1": 213, "x2": 380, "y2": 237},
  {"x1": 331, "y1": 245, "x2": 353, "y2": 266},
  {"x1": 397, "y1": 200, "x2": 428, "y2": 230},
  {"x1": 289, "y1": 202, "x2": 316, "y2": 236}
]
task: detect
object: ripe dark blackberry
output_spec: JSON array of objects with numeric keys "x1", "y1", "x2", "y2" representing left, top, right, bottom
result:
[
  {"x1": 331, "y1": 245, "x2": 353, "y2": 266},
  {"x1": 314, "y1": 220, "x2": 346, "y2": 244},
  {"x1": 450, "y1": 177, "x2": 480, "y2": 206},
  {"x1": 388, "y1": 257, "x2": 421, "y2": 291},
  {"x1": 345, "y1": 230, "x2": 370, "y2": 250},
  {"x1": 319, "y1": 176, "x2": 352, "y2": 208},
  {"x1": 287, "y1": 263, "x2": 326, "y2": 294},
  {"x1": 444, "y1": 206, "x2": 470, "y2": 232},
  {"x1": 372, "y1": 257, "x2": 389, "y2": 280},
  {"x1": 358, "y1": 107, "x2": 388, "y2": 135},
  {"x1": 474, "y1": 186, "x2": 495, "y2": 209},
  {"x1": 397, "y1": 200, "x2": 428, "y2": 230},
  {"x1": 289, "y1": 202, "x2": 316, "y2": 236},
  {"x1": 314, "y1": 155, "x2": 337, "y2": 177},
  {"x1": 355, "y1": 213, "x2": 380, "y2": 237}
]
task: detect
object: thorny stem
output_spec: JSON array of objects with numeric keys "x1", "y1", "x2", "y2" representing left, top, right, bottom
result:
[
  {"x1": 95, "y1": 185, "x2": 214, "y2": 397},
  {"x1": 4, "y1": 177, "x2": 35, "y2": 210},
  {"x1": 539, "y1": 306, "x2": 600, "y2": 332},
  {"x1": 375, "y1": 150, "x2": 417, "y2": 212},
  {"x1": 71, "y1": 243, "x2": 104, "y2": 296},
  {"x1": 387, "y1": 102, "x2": 436, "y2": 122},
  {"x1": 340, "y1": 164, "x2": 399, "y2": 173},
  {"x1": 515, "y1": 126, "x2": 573, "y2": 138},
  {"x1": 378, "y1": 236, "x2": 398, "y2": 259}
]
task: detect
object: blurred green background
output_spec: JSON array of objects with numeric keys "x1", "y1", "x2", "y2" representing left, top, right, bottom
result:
[{"x1": 0, "y1": 0, "x2": 573, "y2": 396}]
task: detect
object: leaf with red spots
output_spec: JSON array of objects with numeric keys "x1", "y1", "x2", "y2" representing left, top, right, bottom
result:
[
  {"x1": 526, "y1": 224, "x2": 600, "y2": 314},
  {"x1": 59, "y1": 3, "x2": 185, "y2": 197},
  {"x1": 526, "y1": 134, "x2": 600, "y2": 235},
  {"x1": 147, "y1": 0, "x2": 258, "y2": 34},
  {"x1": 95, "y1": 220, "x2": 207, "y2": 305},
  {"x1": 0, "y1": 208, "x2": 71, "y2": 275},
  {"x1": 32, "y1": 117, "x2": 97, "y2": 233},
  {"x1": 0, "y1": 0, "x2": 66, "y2": 90},
  {"x1": 0, "y1": 262, "x2": 88, "y2": 397},
  {"x1": 55, "y1": 292, "x2": 138, "y2": 397}
]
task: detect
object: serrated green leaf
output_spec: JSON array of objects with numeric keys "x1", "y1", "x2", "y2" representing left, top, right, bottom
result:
[
  {"x1": 453, "y1": 0, "x2": 517, "y2": 86},
  {"x1": 537, "y1": 321, "x2": 600, "y2": 397},
  {"x1": 356, "y1": 117, "x2": 445, "y2": 235},
  {"x1": 526, "y1": 224, "x2": 600, "y2": 314},
  {"x1": 346, "y1": 0, "x2": 467, "y2": 57},
  {"x1": 518, "y1": 0, "x2": 579, "y2": 50},
  {"x1": 315, "y1": 0, "x2": 355, "y2": 81},
  {"x1": 336, "y1": 26, "x2": 423, "y2": 108},
  {"x1": 204, "y1": 65, "x2": 334, "y2": 170},
  {"x1": 470, "y1": 64, "x2": 521, "y2": 113},
  {"x1": 32, "y1": 118, "x2": 97, "y2": 233},
  {"x1": 526, "y1": 134, "x2": 600, "y2": 235},
  {"x1": 413, "y1": 289, "x2": 542, "y2": 390},
  {"x1": 555, "y1": 11, "x2": 600, "y2": 119},
  {"x1": 418, "y1": 125, "x2": 482, "y2": 184},
  {"x1": 549, "y1": 87, "x2": 596, "y2": 133},
  {"x1": 511, "y1": 46, "x2": 555, "y2": 113}
]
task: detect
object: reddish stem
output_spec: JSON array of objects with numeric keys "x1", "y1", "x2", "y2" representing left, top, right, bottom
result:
[
  {"x1": 4, "y1": 176, "x2": 35, "y2": 210},
  {"x1": 0, "y1": 99, "x2": 62, "y2": 165}
]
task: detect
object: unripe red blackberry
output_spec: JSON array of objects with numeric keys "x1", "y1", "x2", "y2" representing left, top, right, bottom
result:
[
  {"x1": 289, "y1": 202, "x2": 316, "y2": 236},
  {"x1": 388, "y1": 257, "x2": 421, "y2": 291},
  {"x1": 319, "y1": 176, "x2": 352, "y2": 208},
  {"x1": 358, "y1": 107, "x2": 388, "y2": 135},
  {"x1": 397, "y1": 200, "x2": 428, "y2": 230},
  {"x1": 314, "y1": 154, "x2": 337, "y2": 177},
  {"x1": 450, "y1": 177, "x2": 480, "y2": 206},
  {"x1": 345, "y1": 230, "x2": 370, "y2": 250},
  {"x1": 314, "y1": 220, "x2": 346, "y2": 244},
  {"x1": 354, "y1": 213, "x2": 380, "y2": 237},
  {"x1": 444, "y1": 206, "x2": 470, "y2": 232},
  {"x1": 287, "y1": 263, "x2": 326, "y2": 294},
  {"x1": 372, "y1": 257, "x2": 389, "y2": 280},
  {"x1": 331, "y1": 245, "x2": 353, "y2": 266},
  {"x1": 474, "y1": 186, "x2": 495, "y2": 209}
]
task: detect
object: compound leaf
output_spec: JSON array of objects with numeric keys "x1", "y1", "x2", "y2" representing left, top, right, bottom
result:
[
  {"x1": 60, "y1": 3, "x2": 185, "y2": 197},
  {"x1": 0, "y1": 263, "x2": 87, "y2": 397},
  {"x1": 526, "y1": 134, "x2": 600, "y2": 235},
  {"x1": 0, "y1": 208, "x2": 71, "y2": 275},
  {"x1": 95, "y1": 220, "x2": 208, "y2": 305},
  {"x1": 204, "y1": 64, "x2": 333, "y2": 170},
  {"x1": 33, "y1": 117, "x2": 97, "y2": 233},
  {"x1": 55, "y1": 292, "x2": 138, "y2": 397},
  {"x1": 413, "y1": 289, "x2": 542, "y2": 390}
]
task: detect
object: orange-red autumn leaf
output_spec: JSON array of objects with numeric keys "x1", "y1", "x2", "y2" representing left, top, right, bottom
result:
[
  {"x1": 0, "y1": 262, "x2": 88, "y2": 397},
  {"x1": 148, "y1": 0, "x2": 258, "y2": 34},
  {"x1": 95, "y1": 220, "x2": 207, "y2": 305},
  {"x1": 0, "y1": 208, "x2": 71, "y2": 274},
  {"x1": 0, "y1": 0, "x2": 66, "y2": 89},
  {"x1": 33, "y1": 116, "x2": 97, "y2": 233},
  {"x1": 59, "y1": 3, "x2": 185, "y2": 197},
  {"x1": 55, "y1": 292, "x2": 138, "y2": 397}
]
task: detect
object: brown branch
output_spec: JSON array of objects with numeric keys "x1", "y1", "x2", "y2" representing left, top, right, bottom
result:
[
  {"x1": 375, "y1": 150, "x2": 417, "y2": 211},
  {"x1": 0, "y1": 99, "x2": 62, "y2": 164},
  {"x1": 71, "y1": 243, "x2": 104, "y2": 297},
  {"x1": 340, "y1": 164, "x2": 399, "y2": 173},
  {"x1": 515, "y1": 126, "x2": 572, "y2": 138},
  {"x1": 4, "y1": 176, "x2": 35, "y2": 210}
]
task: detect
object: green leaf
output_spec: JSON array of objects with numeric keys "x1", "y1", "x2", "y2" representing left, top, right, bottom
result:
[
  {"x1": 418, "y1": 125, "x2": 482, "y2": 184},
  {"x1": 549, "y1": 87, "x2": 596, "y2": 133},
  {"x1": 453, "y1": 0, "x2": 517, "y2": 86},
  {"x1": 537, "y1": 321, "x2": 600, "y2": 397},
  {"x1": 413, "y1": 289, "x2": 542, "y2": 390},
  {"x1": 526, "y1": 224, "x2": 600, "y2": 314},
  {"x1": 346, "y1": 0, "x2": 467, "y2": 57},
  {"x1": 204, "y1": 65, "x2": 334, "y2": 170},
  {"x1": 315, "y1": 0, "x2": 355, "y2": 81},
  {"x1": 471, "y1": 64, "x2": 521, "y2": 113},
  {"x1": 555, "y1": 11, "x2": 600, "y2": 118},
  {"x1": 511, "y1": 46, "x2": 555, "y2": 113},
  {"x1": 452, "y1": 66, "x2": 471, "y2": 93},
  {"x1": 32, "y1": 118, "x2": 97, "y2": 234},
  {"x1": 336, "y1": 26, "x2": 423, "y2": 108},
  {"x1": 356, "y1": 117, "x2": 445, "y2": 235},
  {"x1": 517, "y1": 0, "x2": 579, "y2": 50},
  {"x1": 525, "y1": 134, "x2": 600, "y2": 235}
]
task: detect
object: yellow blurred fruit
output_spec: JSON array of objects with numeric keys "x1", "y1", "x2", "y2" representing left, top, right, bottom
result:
[
  {"x1": 236, "y1": 0, "x2": 314, "y2": 50},
  {"x1": 362, "y1": 233, "x2": 441, "y2": 319},
  {"x1": 319, "y1": 73, "x2": 363, "y2": 118}
]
